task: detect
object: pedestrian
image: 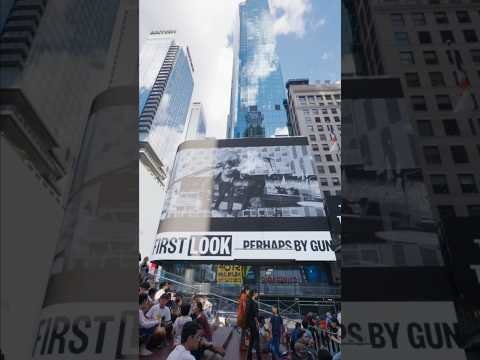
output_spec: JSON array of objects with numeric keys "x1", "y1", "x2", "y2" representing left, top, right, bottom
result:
[
  {"x1": 269, "y1": 305, "x2": 283, "y2": 359},
  {"x1": 246, "y1": 289, "x2": 262, "y2": 360},
  {"x1": 167, "y1": 321, "x2": 201, "y2": 360},
  {"x1": 237, "y1": 286, "x2": 248, "y2": 349}
]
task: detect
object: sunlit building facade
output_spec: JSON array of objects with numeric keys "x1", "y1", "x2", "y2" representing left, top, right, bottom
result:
[
  {"x1": 227, "y1": 0, "x2": 289, "y2": 139},
  {"x1": 185, "y1": 102, "x2": 207, "y2": 140},
  {"x1": 139, "y1": 30, "x2": 194, "y2": 184}
]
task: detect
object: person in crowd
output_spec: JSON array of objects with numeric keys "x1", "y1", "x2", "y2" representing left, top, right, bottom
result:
[
  {"x1": 155, "y1": 281, "x2": 170, "y2": 301},
  {"x1": 139, "y1": 293, "x2": 160, "y2": 356},
  {"x1": 269, "y1": 305, "x2": 283, "y2": 359},
  {"x1": 237, "y1": 286, "x2": 248, "y2": 349},
  {"x1": 171, "y1": 293, "x2": 183, "y2": 322},
  {"x1": 292, "y1": 341, "x2": 314, "y2": 360},
  {"x1": 246, "y1": 289, "x2": 262, "y2": 360},
  {"x1": 146, "y1": 293, "x2": 172, "y2": 345},
  {"x1": 190, "y1": 295, "x2": 199, "y2": 320},
  {"x1": 290, "y1": 322, "x2": 303, "y2": 351},
  {"x1": 173, "y1": 303, "x2": 193, "y2": 346},
  {"x1": 167, "y1": 321, "x2": 201, "y2": 360},
  {"x1": 139, "y1": 257, "x2": 149, "y2": 280},
  {"x1": 193, "y1": 301, "x2": 212, "y2": 342},
  {"x1": 329, "y1": 318, "x2": 341, "y2": 360},
  {"x1": 148, "y1": 288, "x2": 158, "y2": 304},
  {"x1": 139, "y1": 281, "x2": 150, "y2": 295}
]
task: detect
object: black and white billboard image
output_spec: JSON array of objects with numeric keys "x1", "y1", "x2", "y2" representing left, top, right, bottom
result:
[{"x1": 151, "y1": 137, "x2": 334, "y2": 262}]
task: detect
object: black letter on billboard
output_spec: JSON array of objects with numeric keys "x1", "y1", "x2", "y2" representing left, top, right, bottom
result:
[
  {"x1": 94, "y1": 316, "x2": 115, "y2": 353},
  {"x1": 69, "y1": 316, "x2": 91, "y2": 353},
  {"x1": 47, "y1": 316, "x2": 70, "y2": 354}
]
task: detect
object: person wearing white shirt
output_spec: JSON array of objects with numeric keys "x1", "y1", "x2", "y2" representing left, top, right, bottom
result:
[
  {"x1": 146, "y1": 293, "x2": 172, "y2": 346},
  {"x1": 167, "y1": 321, "x2": 201, "y2": 360},
  {"x1": 173, "y1": 303, "x2": 192, "y2": 346},
  {"x1": 139, "y1": 293, "x2": 160, "y2": 356}
]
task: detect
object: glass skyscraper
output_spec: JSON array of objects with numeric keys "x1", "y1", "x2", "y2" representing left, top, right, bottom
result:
[
  {"x1": 185, "y1": 102, "x2": 207, "y2": 140},
  {"x1": 227, "y1": 0, "x2": 289, "y2": 139},
  {"x1": 139, "y1": 30, "x2": 194, "y2": 183}
]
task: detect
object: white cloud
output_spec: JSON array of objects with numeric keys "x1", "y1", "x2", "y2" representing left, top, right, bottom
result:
[{"x1": 269, "y1": 0, "x2": 312, "y2": 37}]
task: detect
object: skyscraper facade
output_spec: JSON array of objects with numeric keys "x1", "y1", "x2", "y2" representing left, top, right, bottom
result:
[
  {"x1": 286, "y1": 80, "x2": 342, "y2": 197},
  {"x1": 139, "y1": 30, "x2": 194, "y2": 184},
  {"x1": 185, "y1": 102, "x2": 207, "y2": 140},
  {"x1": 228, "y1": 0, "x2": 289, "y2": 139}
]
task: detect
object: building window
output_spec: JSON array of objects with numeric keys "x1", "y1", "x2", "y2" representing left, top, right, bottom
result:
[
  {"x1": 312, "y1": 108, "x2": 319, "y2": 115},
  {"x1": 418, "y1": 31, "x2": 432, "y2": 44},
  {"x1": 324, "y1": 116, "x2": 331, "y2": 123},
  {"x1": 325, "y1": 95, "x2": 332, "y2": 100},
  {"x1": 440, "y1": 30, "x2": 455, "y2": 44},
  {"x1": 317, "y1": 125, "x2": 324, "y2": 131},
  {"x1": 312, "y1": 144, "x2": 319, "y2": 151},
  {"x1": 319, "y1": 134, "x2": 327, "y2": 142},
  {"x1": 417, "y1": 120, "x2": 434, "y2": 136},
  {"x1": 334, "y1": 94, "x2": 340, "y2": 100},
  {"x1": 424, "y1": 146, "x2": 442, "y2": 164},
  {"x1": 443, "y1": 119, "x2": 460, "y2": 136},
  {"x1": 331, "y1": 108, "x2": 338, "y2": 114},
  {"x1": 429, "y1": 72, "x2": 445, "y2": 87},
  {"x1": 325, "y1": 154, "x2": 333, "y2": 161},
  {"x1": 412, "y1": 12, "x2": 426, "y2": 26},
  {"x1": 308, "y1": 96, "x2": 316, "y2": 104},
  {"x1": 467, "y1": 205, "x2": 480, "y2": 217},
  {"x1": 309, "y1": 134, "x2": 316, "y2": 142},
  {"x1": 314, "y1": 154, "x2": 322, "y2": 162},
  {"x1": 458, "y1": 174, "x2": 478, "y2": 193},
  {"x1": 332, "y1": 177, "x2": 340, "y2": 186},
  {"x1": 322, "y1": 109, "x2": 328, "y2": 114},
  {"x1": 405, "y1": 72, "x2": 421, "y2": 87},
  {"x1": 424, "y1": 51, "x2": 439, "y2": 65},
  {"x1": 438, "y1": 205, "x2": 456, "y2": 218},
  {"x1": 298, "y1": 96, "x2": 307, "y2": 105},
  {"x1": 400, "y1": 51, "x2": 415, "y2": 65},
  {"x1": 436, "y1": 95, "x2": 453, "y2": 110},
  {"x1": 451, "y1": 145, "x2": 469, "y2": 163},
  {"x1": 334, "y1": 116, "x2": 340, "y2": 122},
  {"x1": 329, "y1": 165, "x2": 337, "y2": 174},
  {"x1": 471, "y1": 49, "x2": 480, "y2": 64},
  {"x1": 434, "y1": 11, "x2": 449, "y2": 24},
  {"x1": 411, "y1": 96, "x2": 427, "y2": 111},
  {"x1": 431, "y1": 174, "x2": 449, "y2": 194},
  {"x1": 317, "y1": 165, "x2": 325, "y2": 174},
  {"x1": 307, "y1": 125, "x2": 314, "y2": 132},
  {"x1": 394, "y1": 32, "x2": 410, "y2": 45},
  {"x1": 456, "y1": 11, "x2": 471, "y2": 23},
  {"x1": 315, "y1": 116, "x2": 321, "y2": 123},
  {"x1": 275, "y1": 104, "x2": 281, "y2": 110},
  {"x1": 391, "y1": 13, "x2": 405, "y2": 26},
  {"x1": 320, "y1": 178, "x2": 328, "y2": 186},
  {"x1": 463, "y1": 29, "x2": 478, "y2": 43}
]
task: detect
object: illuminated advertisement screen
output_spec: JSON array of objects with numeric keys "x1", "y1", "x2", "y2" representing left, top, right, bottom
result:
[{"x1": 150, "y1": 137, "x2": 335, "y2": 262}]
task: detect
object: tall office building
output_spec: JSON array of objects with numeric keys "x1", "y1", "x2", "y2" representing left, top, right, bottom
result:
[
  {"x1": 286, "y1": 80, "x2": 342, "y2": 197},
  {"x1": 139, "y1": 30, "x2": 194, "y2": 185},
  {"x1": 348, "y1": 0, "x2": 480, "y2": 219},
  {"x1": 227, "y1": 0, "x2": 289, "y2": 139},
  {"x1": 185, "y1": 102, "x2": 207, "y2": 140}
]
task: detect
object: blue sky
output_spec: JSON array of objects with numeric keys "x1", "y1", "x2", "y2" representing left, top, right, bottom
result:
[{"x1": 277, "y1": 1, "x2": 341, "y2": 83}]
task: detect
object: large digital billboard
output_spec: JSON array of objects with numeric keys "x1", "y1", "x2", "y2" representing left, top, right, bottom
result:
[{"x1": 150, "y1": 137, "x2": 335, "y2": 262}]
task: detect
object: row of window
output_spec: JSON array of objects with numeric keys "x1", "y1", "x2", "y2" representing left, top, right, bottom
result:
[
  {"x1": 317, "y1": 165, "x2": 339, "y2": 176},
  {"x1": 395, "y1": 29, "x2": 479, "y2": 46},
  {"x1": 303, "y1": 107, "x2": 339, "y2": 115},
  {"x1": 411, "y1": 94, "x2": 479, "y2": 111},
  {"x1": 430, "y1": 173, "x2": 479, "y2": 194},
  {"x1": 400, "y1": 49, "x2": 480, "y2": 65},
  {"x1": 417, "y1": 118, "x2": 479, "y2": 136},
  {"x1": 438, "y1": 204, "x2": 480, "y2": 218},
  {"x1": 391, "y1": 10, "x2": 475, "y2": 27},
  {"x1": 305, "y1": 116, "x2": 341, "y2": 124},
  {"x1": 319, "y1": 176, "x2": 341, "y2": 187},
  {"x1": 298, "y1": 94, "x2": 341, "y2": 105},
  {"x1": 423, "y1": 144, "x2": 477, "y2": 164}
]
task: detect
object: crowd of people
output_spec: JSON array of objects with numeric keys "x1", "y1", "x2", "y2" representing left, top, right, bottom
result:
[
  {"x1": 236, "y1": 287, "x2": 341, "y2": 360},
  {"x1": 138, "y1": 263, "x2": 226, "y2": 359}
]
